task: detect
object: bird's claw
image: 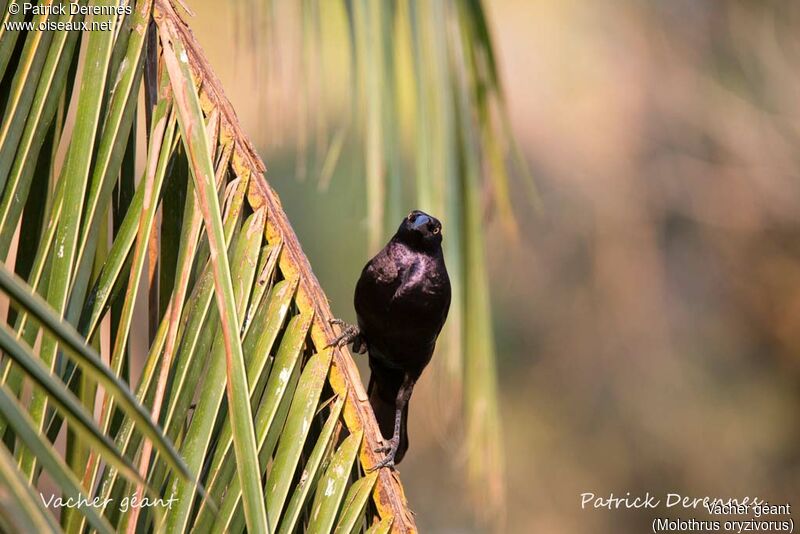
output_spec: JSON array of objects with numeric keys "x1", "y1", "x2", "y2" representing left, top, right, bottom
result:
[
  {"x1": 369, "y1": 456, "x2": 396, "y2": 472},
  {"x1": 327, "y1": 319, "x2": 365, "y2": 352},
  {"x1": 373, "y1": 440, "x2": 393, "y2": 454},
  {"x1": 369, "y1": 438, "x2": 399, "y2": 471}
]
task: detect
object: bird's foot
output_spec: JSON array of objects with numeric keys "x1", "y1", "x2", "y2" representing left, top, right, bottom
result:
[
  {"x1": 369, "y1": 438, "x2": 399, "y2": 471},
  {"x1": 327, "y1": 319, "x2": 366, "y2": 353},
  {"x1": 373, "y1": 439, "x2": 393, "y2": 454}
]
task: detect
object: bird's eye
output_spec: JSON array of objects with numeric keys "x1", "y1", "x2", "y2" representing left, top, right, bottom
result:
[{"x1": 432, "y1": 227, "x2": 440, "y2": 235}]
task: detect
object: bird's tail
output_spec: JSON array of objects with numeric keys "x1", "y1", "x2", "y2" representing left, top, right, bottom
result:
[{"x1": 368, "y1": 373, "x2": 409, "y2": 464}]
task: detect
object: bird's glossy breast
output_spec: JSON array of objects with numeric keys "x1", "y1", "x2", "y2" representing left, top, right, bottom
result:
[{"x1": 354, "y1": 252, "x2": 450, "y2": 371}]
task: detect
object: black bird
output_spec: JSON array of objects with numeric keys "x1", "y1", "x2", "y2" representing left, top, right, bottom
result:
[{"x1": 331, "y1": 210, "x2": 451, "y2": 469}]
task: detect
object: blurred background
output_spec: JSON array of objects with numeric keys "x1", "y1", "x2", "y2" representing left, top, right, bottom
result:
[{"x1": 186, "y1": 0, "x2": 800, "y2": 531}]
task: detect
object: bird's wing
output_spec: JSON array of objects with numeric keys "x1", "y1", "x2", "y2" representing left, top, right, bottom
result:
[{"x1": 364, "y1": 249, "x2": 400, "y2": 284}]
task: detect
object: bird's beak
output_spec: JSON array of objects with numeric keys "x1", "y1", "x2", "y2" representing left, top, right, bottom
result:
[{"x1": 410, "y1": 214, "x2": 431, "y2": 230}]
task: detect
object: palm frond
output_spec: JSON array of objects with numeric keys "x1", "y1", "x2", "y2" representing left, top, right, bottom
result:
[{"x1": 0, "y1": 1, "x2": 418, "y2": 532}]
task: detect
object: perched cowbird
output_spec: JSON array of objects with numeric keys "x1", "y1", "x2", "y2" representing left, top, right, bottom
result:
[{"x1": 331, "y1": 210, "x2": 451, "y2": 469}]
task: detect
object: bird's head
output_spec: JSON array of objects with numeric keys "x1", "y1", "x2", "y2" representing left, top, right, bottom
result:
[{"x1": 395, "y1": 210, "x2": 443, "y2": 251}]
